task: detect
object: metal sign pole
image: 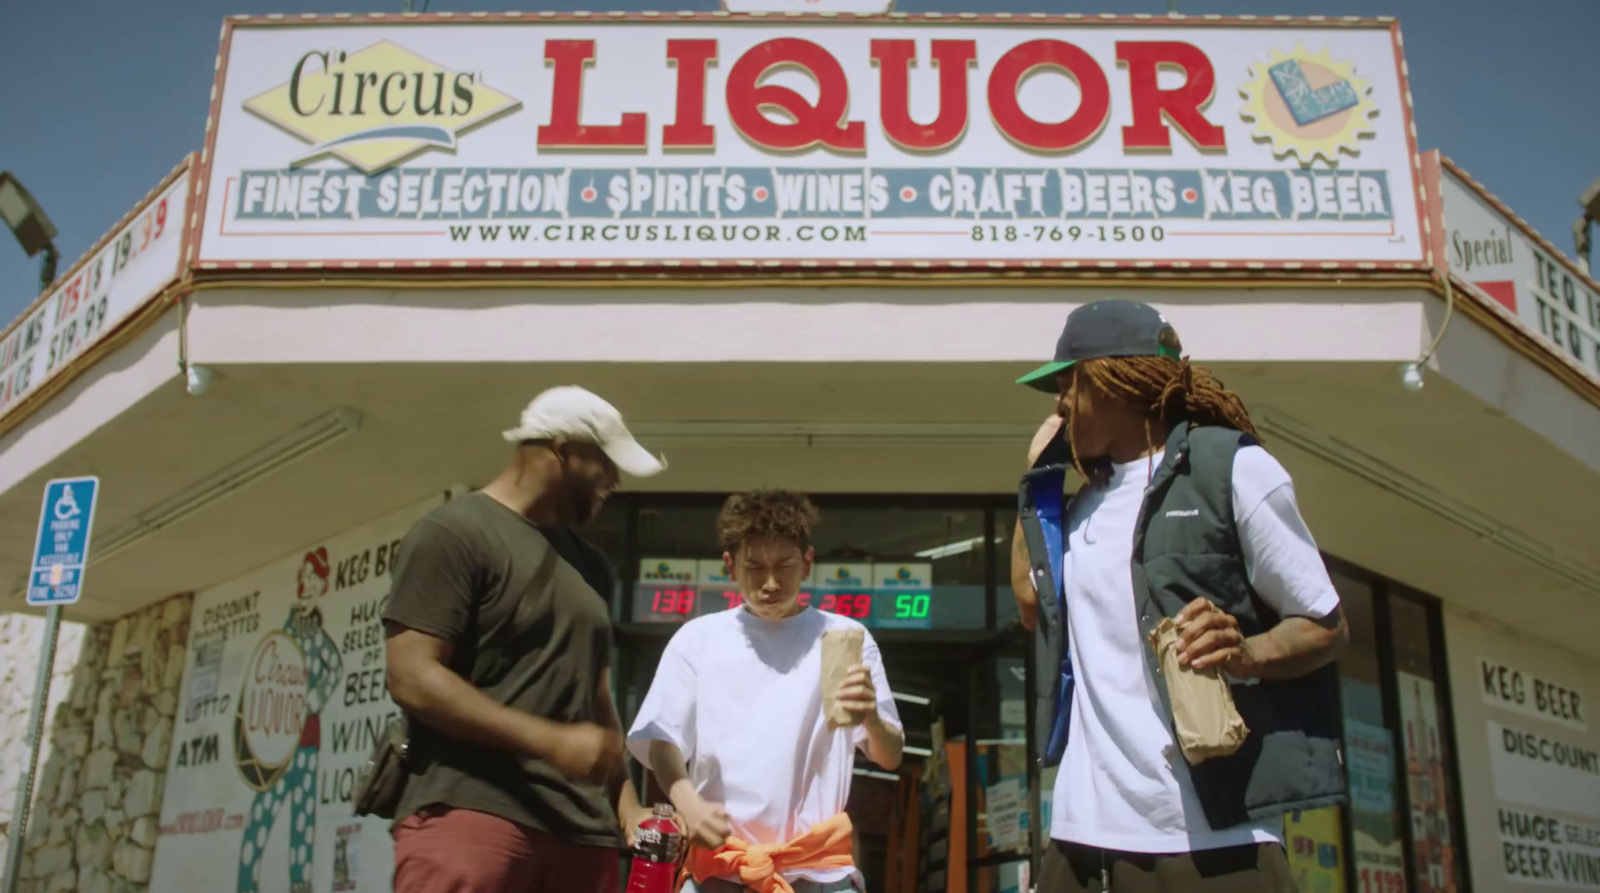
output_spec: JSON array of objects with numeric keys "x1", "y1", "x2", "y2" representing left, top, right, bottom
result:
[
  {"x1": 7, "y1": 476, "x2": 97, "y2": 893},
  {"x1": 1, "y1": 603, "x2": 63, "y2": 893}
]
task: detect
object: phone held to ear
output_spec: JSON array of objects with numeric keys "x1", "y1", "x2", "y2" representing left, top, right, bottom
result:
[{"x1": 1034, "y1": 426, "x2": 1074, "y2": 469}]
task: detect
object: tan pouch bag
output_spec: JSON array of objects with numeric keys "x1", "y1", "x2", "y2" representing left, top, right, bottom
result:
[
  {"x1": 821, "y1": 627, "x2": 865, "y2": 728},
  {"x1": 1149, "y1": 617, "x2": 1250, "y2": 765}
]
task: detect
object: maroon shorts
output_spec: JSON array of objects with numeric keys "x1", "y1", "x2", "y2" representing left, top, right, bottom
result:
[{"x1": 393, "y1": 806, "x2": 619, "y2": 893}]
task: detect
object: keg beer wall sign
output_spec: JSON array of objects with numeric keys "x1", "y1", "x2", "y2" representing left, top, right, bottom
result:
[{"x1": 149, "y1": 497, "x2": 439, "y2": 893}]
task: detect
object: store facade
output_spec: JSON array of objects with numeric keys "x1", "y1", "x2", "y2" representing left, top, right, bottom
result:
[{"x1": 0, "y1": 12, "x2": 1595, "y2": 893}]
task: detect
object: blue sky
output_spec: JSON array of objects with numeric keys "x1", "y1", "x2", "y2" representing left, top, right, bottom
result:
[{"x1": 2, "y1": 0, "x2": 1596, "y2": 319}]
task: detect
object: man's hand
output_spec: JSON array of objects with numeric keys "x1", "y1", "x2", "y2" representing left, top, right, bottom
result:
[
  {"x1": 1027, "y1": 413, "x2": 1065, "y2": 468},
  {"x1": 671, "y1": 784, "x2": 733, "y2": 850},
  {"x1": 540, "y1": 722, "x2": 625, "y2": 784},
  {"x1": 1175, "y1": 598, "x2": 1349, "y2": 681},
  {"x1": 1175, "y1": 598, "x2": 1256, "y2": 678},
  {"x1": 832, "y1": 664, "x2": 879, "y2": 727},
  {"x1": 619, "y1": 800, "x2": 654, "y2": 848}
]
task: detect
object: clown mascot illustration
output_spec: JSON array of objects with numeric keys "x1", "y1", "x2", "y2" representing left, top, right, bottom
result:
[{"x1": 234, "y1": 547, "x2": 344, "y2": 893}]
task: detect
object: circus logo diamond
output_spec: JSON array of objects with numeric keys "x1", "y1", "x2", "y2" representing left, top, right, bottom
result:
[
  {"x1": 243, "y1": 40, "x2": 521, "y2": 174},
  {"x1": 1240, "y1": 45, "x2": 1379, "y2": 166}
]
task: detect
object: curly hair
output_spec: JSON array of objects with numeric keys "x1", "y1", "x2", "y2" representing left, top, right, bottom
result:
[
  {"x1": 717, "y1": 490, "x2": 821, "y2": 553},
  {"x1": 1067, "y1": 355, "x2": 1261, "y2": 484}
]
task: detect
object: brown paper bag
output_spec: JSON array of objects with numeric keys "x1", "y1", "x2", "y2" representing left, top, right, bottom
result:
[
  {"x1": 1148, "y1": 617, "x2": 1249, "y2": 765},
  {"x1": 821, "y1": 628, "x2": 865, "y2": 728}
]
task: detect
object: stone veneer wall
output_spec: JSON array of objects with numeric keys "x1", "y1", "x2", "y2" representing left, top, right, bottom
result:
[
  {"x1": 0, "y1": 614, "x2": 87, "y2": 872},
  {"x1": 2, "y1": 594, "x2": 192, "y2": 893}
]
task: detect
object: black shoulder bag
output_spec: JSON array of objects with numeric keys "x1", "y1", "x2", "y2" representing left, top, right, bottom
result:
[{"x1": 352, "y1": 713, "x2": 410, "y2": 819}]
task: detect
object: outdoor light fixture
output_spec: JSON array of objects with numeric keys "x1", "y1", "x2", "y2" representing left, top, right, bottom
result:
[
  {"x1": 914, "y1": 535, "x2": 1005, "y2": 560},
  {"x1": 185, "y1": 364, "x2": 214, "y2": 397},
  {"x1": 0, "y1": 171, "x2": 61, "y2": 291},
  {"x1": 88, "y1": 407, "x2": 362, "y2": 565},
  {"x1": 1399, "y1": 275, "x2": 1458, "y2": 394},
  {"x1": 1399, "y1": 362, "x2": 1426, "y2": 392}
]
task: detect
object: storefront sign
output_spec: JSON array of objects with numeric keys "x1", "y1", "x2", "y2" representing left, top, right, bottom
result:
[
  {"x1": 1437, "y1": 159, "x2": 1600, "y2": 384},
  {"x1": 1481, "y1": 657, "x2": 1587, "y2": 732},
  {"x1": 149, "y1": 498, "x2": 436, "y2": 893},
  {"x1": 1489, "y1": 721, "x2": 1600, "y2": 822},
  {"x1": 1446, "y1": 610, "x2": 1600, "y2": 893},
  {"x1": 1496, "y1": 806, "x2": 1600, "y2": 889},
  {"x1": 723, "y1": 0, "x2": 894, "y2": 11},
  {"x1": 0, "y1": 163, "x2": 190, "y2": 418},
  {"x1": 196, "y1": 17, "x2": 1424, "y2": 270}
]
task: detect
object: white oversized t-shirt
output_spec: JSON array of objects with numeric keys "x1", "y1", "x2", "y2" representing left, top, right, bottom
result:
[
  {"x1": 628, "y1": 606, "x2": 903, "y2": 885},
  {"x1": 1050, "y1": 446, "x2": 1343, "y2": 854}
]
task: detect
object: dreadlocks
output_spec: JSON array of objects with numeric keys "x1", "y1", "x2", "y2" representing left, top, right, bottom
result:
[{"x1": 1065, "y1": 355, "x2": 1261, "y2": 485}]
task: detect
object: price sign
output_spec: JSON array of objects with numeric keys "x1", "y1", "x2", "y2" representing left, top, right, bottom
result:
[
  {"x1": 1357, "y1": 866, "x2": 1406, "y2": 893},
  {"x1": 634, "y1": 558, "x2": 699, "y2": 623},
  {"x1": 873, "y1": 562, "x2": 934, "y2": 629},
  {"x1": 812, "y1": 563, "x2": 874, "y2": 620},
  {"x1": 695, "y1": 558, "x2": 748, "y2": 616}
]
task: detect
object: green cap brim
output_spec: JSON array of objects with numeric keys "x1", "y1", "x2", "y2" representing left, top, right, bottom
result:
[{"x1": 1016, "y1": 360, "x2": 1075, "y2": 392}]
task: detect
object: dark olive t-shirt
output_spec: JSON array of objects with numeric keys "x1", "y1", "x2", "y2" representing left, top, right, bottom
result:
[{"x1": 383, "y1": 492, "x2": 619, "y2": 846}]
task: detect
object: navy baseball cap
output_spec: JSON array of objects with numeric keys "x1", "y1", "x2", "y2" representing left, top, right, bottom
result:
[{"x1": 1016, "y1": 300, "x2": 1183, "y2": 392}]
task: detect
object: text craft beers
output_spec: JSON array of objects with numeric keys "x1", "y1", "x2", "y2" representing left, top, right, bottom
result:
[{"x1": 280, "y1": 37, "x2": 1238, "y2": 157}]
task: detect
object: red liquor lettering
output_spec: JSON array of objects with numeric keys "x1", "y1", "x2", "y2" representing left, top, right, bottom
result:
[
  {"x1": 532, "y1": 37, "x2": 1220, "y2": 155},
  {"x1": 726, "y1": 38, "x2": 864, "y2": 153},
  {"x1": 871, "y1": 39, "x2": 976, "y2": 152}
]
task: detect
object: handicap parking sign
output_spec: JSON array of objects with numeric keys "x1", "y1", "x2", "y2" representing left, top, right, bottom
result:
[{"x1": 28, "y1": 477, "x2": 99, "y2": 606}]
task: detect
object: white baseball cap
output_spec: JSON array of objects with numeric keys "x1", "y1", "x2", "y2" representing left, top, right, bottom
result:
[{"x1": 502, "y1": 386, "x2": 666, "y2": 477}]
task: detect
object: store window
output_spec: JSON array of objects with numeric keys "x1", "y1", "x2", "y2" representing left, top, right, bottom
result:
[
  {"x1": 1332, "y1": 569, "x2": 1402, "y2": 893},
  {"x1": 1389, "y1": 592, "x2": 1464, "y2": 893},
  {"x1": 629, "y1": 499, "x2": 989, "y2": 631},
  {"x1": 996, "y1": 510, "x2": 1022, "y2": 631}
]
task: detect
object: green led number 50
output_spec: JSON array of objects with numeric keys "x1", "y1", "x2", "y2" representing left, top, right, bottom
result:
[{"x1": 894, "y1": 594, "x2": 931, "y2": 619}]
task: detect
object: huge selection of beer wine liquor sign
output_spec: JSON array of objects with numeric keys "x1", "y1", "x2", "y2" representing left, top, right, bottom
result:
[
  {"x1": 148, "y1": 498, "x2": 438, "y2": 893},
  {"x1": 193, "y1": 16, "x2": 1426, "y2": 271}
]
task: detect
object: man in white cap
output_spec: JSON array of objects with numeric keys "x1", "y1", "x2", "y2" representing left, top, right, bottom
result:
[{"x1": 384, "y1": 386, "x2": 666, "y2": 893}]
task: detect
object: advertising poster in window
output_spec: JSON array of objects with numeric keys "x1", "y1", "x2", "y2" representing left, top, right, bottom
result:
[
  {"x1": 148, "y1": 497, "x2": 440, "y2": 893},
  {"x1": 1345, "y1": 678, "x2": 1408, "y2": 893},
  {"x1": 1397, "y1": 673, "x2": 1461, "y2": 893},
  {"x1": 1283, "y1": 806, "x2": 1346, "y2": 893}
]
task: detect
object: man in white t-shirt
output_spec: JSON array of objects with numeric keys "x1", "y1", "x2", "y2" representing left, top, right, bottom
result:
[
  {"x1": 1011, "y1": 300, "x2": 1350, "y2": 893},
  {"x1": 628, "y1": 490, "x2": 904, "y2": 893}
]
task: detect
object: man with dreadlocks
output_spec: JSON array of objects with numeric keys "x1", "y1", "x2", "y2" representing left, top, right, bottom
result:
[{"x1": 1011, "y1": 300, "x2": 1349, "y2": 893}]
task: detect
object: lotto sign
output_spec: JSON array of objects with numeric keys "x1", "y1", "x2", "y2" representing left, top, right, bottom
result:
[
  {"x1": 195, "y1": 15, "x2": 1424, "y2": 271},
  {"x1": 27, "y1": 476, "x2": 99, "y2": 606}
]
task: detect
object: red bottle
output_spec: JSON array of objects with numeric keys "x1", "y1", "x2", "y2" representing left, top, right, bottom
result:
[{"x1": 627, "y1": 804, "x2": 685, "y2": 893}]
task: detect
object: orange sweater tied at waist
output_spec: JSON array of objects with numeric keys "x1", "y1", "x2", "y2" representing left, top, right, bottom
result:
[{"x1": 678, "y1": 813, "x2": 855, "y2": 893}]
